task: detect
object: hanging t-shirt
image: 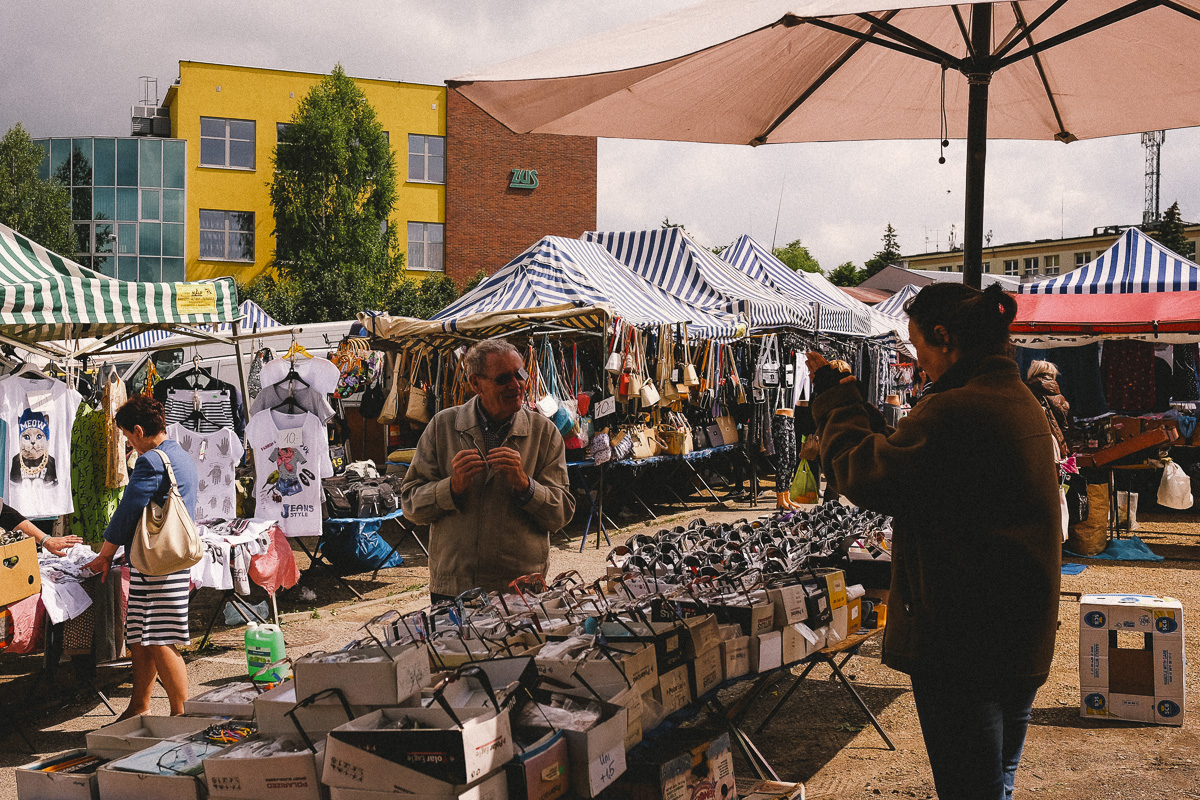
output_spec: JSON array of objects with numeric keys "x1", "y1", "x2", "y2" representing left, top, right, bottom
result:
[
  {"x1": 259, "y1": 356, "x2": 341, "y2": 395},
  {"x1": 101, "y1": 372, "x2": 129, "y2": 489},
  {"x1": 71, "y1": 403, "x2": 123, "y2": 544},
  {"x1": 0, "y1": 376, "x2": 83, "y2": 517},
  {"x1": 168, "y1": 423, "x2": 245, "y2": 523},
  {"x1": 166, "y1": 388, "x2": 239, "y2": 433},
  {"x1": 245, "y1": 409, "x2": 333, "y2": 537}
]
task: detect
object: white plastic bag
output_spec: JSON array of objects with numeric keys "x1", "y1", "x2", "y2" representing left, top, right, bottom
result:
[
  {"x1": 1158, "y1": 460, "x2": 1194, "y2": 510},
  {"x1": 1116, "y1": 491, "x2": 1140, "y2": 530}
]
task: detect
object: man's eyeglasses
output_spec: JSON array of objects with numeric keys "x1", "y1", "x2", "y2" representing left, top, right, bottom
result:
[{"x1": 483, "y1": 367, "x2": 529, "y2": 386}]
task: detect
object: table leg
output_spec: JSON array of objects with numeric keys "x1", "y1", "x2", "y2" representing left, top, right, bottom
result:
[
  {"x1": 754, "y1": 659, "x2": 820, "y2": 733},
  {"x1": 825, "y1": 655, "x2": 897, "y2": 751}
]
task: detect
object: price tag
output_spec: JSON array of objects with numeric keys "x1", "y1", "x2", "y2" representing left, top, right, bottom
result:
[
  {"x1": 594, "y1": 395, "x2": 617, "y2": 419},
  {"x1": 27, "y1": 392, "x2": 53, "y2": 413},
  {"x1": 277, "y1": 427, "x2": 305, "y2": 450}
]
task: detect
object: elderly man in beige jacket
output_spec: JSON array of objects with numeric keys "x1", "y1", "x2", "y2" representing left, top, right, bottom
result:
[{"x1": 401, "y1": 338, "x2": 575, "y2": 601}]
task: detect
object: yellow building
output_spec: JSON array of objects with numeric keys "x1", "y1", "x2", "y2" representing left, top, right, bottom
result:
[{"x1": 163, "y1": 61, "x2": 445, "y2": 284}]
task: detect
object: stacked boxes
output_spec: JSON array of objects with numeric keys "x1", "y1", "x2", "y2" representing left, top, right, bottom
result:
[{"x1": 1079, "y1": 594, "x2": 1186, "y2": 725}]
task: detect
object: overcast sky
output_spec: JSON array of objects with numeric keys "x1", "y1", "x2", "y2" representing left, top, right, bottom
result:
[{"x1": 5, "y1": 0, "x2": 1200, "y2": 271}]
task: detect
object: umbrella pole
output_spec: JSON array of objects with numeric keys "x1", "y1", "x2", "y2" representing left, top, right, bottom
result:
[{"x1": 962, "y1": 2, "x2": 992, "y2": 292}]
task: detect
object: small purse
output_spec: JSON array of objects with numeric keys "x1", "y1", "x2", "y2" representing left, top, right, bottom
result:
[{"x1": 130, "y1": 449, "x2": 204, "y2": 576}]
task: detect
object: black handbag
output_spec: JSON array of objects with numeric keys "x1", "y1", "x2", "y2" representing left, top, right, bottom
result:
[
  {"x1": 359, "y1": 377, "x2": 386, "y2": 420},
  {"x1": 1064, "y1": 473, "x2": 1090, "y2": 525}
]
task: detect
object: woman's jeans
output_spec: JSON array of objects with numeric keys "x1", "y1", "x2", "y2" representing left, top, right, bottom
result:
[{"x1": 910, "y1": 674, "x2": 1041, "y2": 800}]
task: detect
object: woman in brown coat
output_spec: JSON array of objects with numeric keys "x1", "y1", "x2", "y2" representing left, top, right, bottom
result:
[
  {"x1": 1025, "y1": 359, "x2": 1071, "y2": 456},
  {"x1": 807, "y1": 283, "x2": 1061, "y2": 800}
]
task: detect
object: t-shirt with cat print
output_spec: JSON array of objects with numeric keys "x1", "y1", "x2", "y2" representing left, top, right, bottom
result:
[{"x1": 167, "y1": 423, "x2": 245, "y2": 523}]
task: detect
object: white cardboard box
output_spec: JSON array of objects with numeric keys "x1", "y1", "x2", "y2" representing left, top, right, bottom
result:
[
  {"x1": 720, "y1": 636, "x2": 750, "y2": 682},
  {"x1": 85, "y1": 715, "x2": 225, "y2": 761},
  {"x1": 322, "y1": 706, "x2": 513, "y2": 795},
  {"x1": 767, "y1": 583, "x2": 809, "y2": 628},
  {"x1": 205, "y1": 738, "x2": 325, "y2": 800},
  {"x1": 750, "y1": 631, "x2": 782, "y2": 674},
  {"x1": 294, "y1": 643, "x2": 430, "y2": 707},
  {"x1": 558, "y1": 701, "x2": 627, "y2": 798},
  {"x1": 1080, "y1": 690, "x2": 1156, "y2": 723},
  {"x1": 183, "y1": 683, "x2": 258, "y2": 718},
  {"x1": 254, "y1": 681, "x2": 374, "y2": 740},
  {"x1": 655, "y1": 664, "x2": 693, "y2": 717},
  {"x1": 1081, "y1": 594, "x2": 1184, "y2": 635},
  {"x1": 327, "y1": 769, "x2": 509, "y2": 800},
  {"x1": 96, "y1": 762, "x2": 206, "y2": 800},
  {"x1": 688, "y1": 645, "x2": 723, "y2": 698},
  {"x1": 15, "y1": 750, "x2": 102, "y2": 800},
  {"x1": 681, "y1": 614, "x2": 722, "y2": 659},
  {"x1": 781, "y1": 622, "x2": 821, "y2": 666},
  {"x1": 535, "y1": 641, "x2": 658, "y2": 696}
]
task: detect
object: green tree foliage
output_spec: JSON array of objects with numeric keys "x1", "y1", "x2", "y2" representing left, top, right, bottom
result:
[
  {"x1": 264, "y1": 65, "x2": 404, "y2": 323},
  {"x1": 772, "y1": 239, "x2": 822, "y2": 274},
  {"x1": 862, "y1": 223, "x2": 902, "y2": 279},
  {"x1": 828, "y1": 261, "x2": 865, "y2": 286},
  {"x1": 1152, "y1": 202, "x2": 1193, "y2": 259},
  {"x1": 461, "y1": 269, "x2": 488, "y2": 294},
  {"x1": 387, "y1": 272, "x2": 461, "y2": 319},
  {"x1": 0, "y1": 124, "x2": 74, "y2": 255},
  {"x1": 661, "y1": 217, "x2": 687, "y2": 232}
]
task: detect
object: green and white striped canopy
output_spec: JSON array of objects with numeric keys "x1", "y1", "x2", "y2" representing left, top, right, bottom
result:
[{"x1": 0, "y1": 222, "x2": 238, "y2": 346}]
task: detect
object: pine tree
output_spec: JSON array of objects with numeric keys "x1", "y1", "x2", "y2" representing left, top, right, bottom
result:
[{"x1": 862, "y1": 223, "x2": 902, "y2": 279}]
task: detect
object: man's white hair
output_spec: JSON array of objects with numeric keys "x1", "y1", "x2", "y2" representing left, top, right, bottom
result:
[{"x1": 464, "y1": 338, "x2": 521, "y2": 380}]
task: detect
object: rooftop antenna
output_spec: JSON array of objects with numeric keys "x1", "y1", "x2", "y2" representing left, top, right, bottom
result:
[{"x1": 1142, "y1": 131, "x2": 1166, "y2": 227}]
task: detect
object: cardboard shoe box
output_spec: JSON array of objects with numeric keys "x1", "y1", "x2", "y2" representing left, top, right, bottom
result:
[
  {"x1": 16, "y1": 749, "x2": 106, "y2": 800},
  {"x1": 326, "y1": 769, "x2": 509, "y2": 800},
  {"x1": 293, "y1": 642, "x2": 430, "y2": 707},
  {"x1": 505, "y1": 729, "x2": 570, "y2": 800},
  {"x1": 655, "y1": 664, "x2": 693, "y2": 717},
  {"x1": 719, "y1": 634, "x2": 750, "y2": 682},
  {"x1": 781, "y1": 623, "x2": 821, "y2": 665},
  {"x1": 688, "y1": 645, "x2": 723, "y2": 699},
  {"x1": 750, "y1": 631, "x2": 783, "y2": 674},
  {"x1": 205, "y1": 737, "x2": 325, "y2": 800},
  {"x1": 767, "y1": 583, "x2": 809, "y2": 628},
  {"x1": 0, "y1": 536, "x2": 40, "y2": 607},
  {"x1": 85, "y1": 715, "x2": 226, "y2": 760},
  {"x1": 254, "y1": 681, "x2": 377, "y2": 740},
  {"x1": 535, "y1": 641, "x2": 658, "y2": 697},
  {"x1": 322, "y1": 706, "x2": 514, "y2": 795},
  {"x1": 1078, "y1": 594, "x2": 1186, "y2": 726}
]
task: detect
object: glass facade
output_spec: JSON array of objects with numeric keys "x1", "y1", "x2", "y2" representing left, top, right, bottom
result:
[{"x1": 36, "y1": 137, "x2": 186, "y2": 282}]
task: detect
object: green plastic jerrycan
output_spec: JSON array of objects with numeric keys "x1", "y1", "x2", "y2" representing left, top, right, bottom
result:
[{"x1": 245, "y1": 623, "x2": 288, "y2": 682}]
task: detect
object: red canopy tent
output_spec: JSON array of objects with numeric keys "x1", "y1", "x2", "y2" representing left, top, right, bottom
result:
[{"x1": 1011, "y1": 291, "x2": 1200, "y2": 345}]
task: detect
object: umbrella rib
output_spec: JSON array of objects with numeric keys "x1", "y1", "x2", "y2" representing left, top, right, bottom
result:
[
  {"x1": 1010, "y1": 3, "x2": 1072, "y2": 141},
  {"x1": 994, "y1": 0, "x2": 1163, "y2": 70},
  {"x1": 992, "y1": 0, "x2": 1070, "y2": 61},
  {"x1": 850, "y1": 12, "x2": 962, "y2": 65},
  {"x1": 950, "y1": 6, "x2": 974, "y2": 59},
  {"x1": 798, "y1": 15, "x2": 945, "y2": 65}
]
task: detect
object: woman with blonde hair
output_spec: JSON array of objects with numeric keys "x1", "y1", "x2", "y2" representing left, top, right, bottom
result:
[{"x1": 1026, "y1": 359, "x2": 1071, "y2": 456}]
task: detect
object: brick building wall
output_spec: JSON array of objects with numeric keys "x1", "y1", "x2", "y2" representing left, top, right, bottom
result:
[{"x1": 445, "y1": 88, "x2": 597, "y2": 287}]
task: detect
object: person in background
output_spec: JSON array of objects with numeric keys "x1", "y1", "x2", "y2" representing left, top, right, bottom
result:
[
  {"x1": 86, "y1": 395, "x2": 197, "y2": 719},
  {"x1": 807, "y1": 283, "x2": 1060, "y2": 800},
  {"x1": 0, "y1": 500, "x2": 82, "y2": 556},
  {"x1": 1025, "y1": 359, "x2": 1072, "y2": 457},
  {"x1": 401, "y1": 338, "x2": 575, "y2": 602}
]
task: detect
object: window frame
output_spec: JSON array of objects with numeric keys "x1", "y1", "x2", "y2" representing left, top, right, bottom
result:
[
  {"x1": 1023, "y1": 256, "x2": 1039, "y2": 277},
  {"x1": 199, "y1": 209, "x2": 255, "y2": 262},
  {"x1": 199, "y1": 117, "x2": 256, "y2": 170},
  {"x1": 1044, "y1": 254, "x2": 1061, "y2": 276},
  {"x1": 1003, "y1": 259, "x2": 1019, "y2": 276},
  {"x1": 407, "y1": 134, "x2": 445, "y2": 184},
  {"x1": 407, "y1": 221, "x2": 445, "y2": 272}
]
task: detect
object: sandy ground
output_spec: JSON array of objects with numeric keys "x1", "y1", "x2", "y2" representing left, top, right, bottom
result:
[{"x1": 3, "y1": 496, "x2": 1199, "y2": 799}]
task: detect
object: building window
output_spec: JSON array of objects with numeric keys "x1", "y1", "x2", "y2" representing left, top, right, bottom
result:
[
  {"x1": 200, "y1": 117, "x2": 255, "y2": 169},
  {"x1": 1004, "y1": 259, "x2": 1018, "y2": 276},
  {"x1": 1075, "y1": 251, "x2": 1091, "y2": 267},
  {"x1": 938, "y1": 266, "x2": 951, "y2": 272},
  {"x1": 199, "y1": 210, "x2": 254, "y2": 261},
  {"x1": 408, "y1": 134, "x2": 444, "y2": 183},
  {"x1": 407, "y1": 222, "x2": 444, "y2": 271},
  {"x1": 1023, "y1": 257, "x2": 1039, "y2": 277},
  {"x1": 1044, "y1": 254, "x2": 1061, "y2": 275},
  {"x1": 982, "y1": 261, "x2": 991, "y2": 273}
]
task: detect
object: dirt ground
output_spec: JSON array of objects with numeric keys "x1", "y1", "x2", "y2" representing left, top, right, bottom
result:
[{"x1": 2, "y1": 497, "x2": 1199, "y2": 799}]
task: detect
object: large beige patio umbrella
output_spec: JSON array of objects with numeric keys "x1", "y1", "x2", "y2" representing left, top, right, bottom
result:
[{"x1": 450, "y1": 0, "x2": 1200, "y2": 289}]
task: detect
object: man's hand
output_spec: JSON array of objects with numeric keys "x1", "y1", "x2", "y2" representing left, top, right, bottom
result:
[
  {"x1": 86, "y1": 555, "x2": 111, "y2": 583},
  {"x1": 42, "y1": 535, "x2": 83, "y2": 557},
  {"x1": 486, "y1": 446, "x2": 530, "y2": 493},
  {"x1": 450, "y1": 449, "x2": 487, "y2": 496}
]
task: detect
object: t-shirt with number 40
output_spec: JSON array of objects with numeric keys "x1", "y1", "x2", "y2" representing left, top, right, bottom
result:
[{"x1": 245, "y1": 409, "x2": 333, "y2": 537}]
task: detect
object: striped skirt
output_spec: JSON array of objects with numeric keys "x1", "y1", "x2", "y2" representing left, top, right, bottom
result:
[{"x1": 127, "y1": 567, "x2": 191, "y2": 647}]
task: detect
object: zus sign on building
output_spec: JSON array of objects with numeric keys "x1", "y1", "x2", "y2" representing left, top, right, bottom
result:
[{"x1": 509, "y1": 168, "x2": 538, "y2": 189}]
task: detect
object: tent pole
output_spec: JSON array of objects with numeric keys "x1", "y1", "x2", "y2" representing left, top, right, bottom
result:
[
  {"x1": 231, "y1": 319, "x2": 252, "y2": 426},
  {"x1": 963, "y1": 2, "x2": 992, "y2": 292}
]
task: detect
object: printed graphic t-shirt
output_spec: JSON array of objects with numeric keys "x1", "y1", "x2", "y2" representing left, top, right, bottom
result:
[
  {"x1": 167, "y1": 423, "x2": 245, "y2": 523},
  {"x1": 245, "y1": 409, "x2": 333, "y2": 537},
  {"x1": 0, "y1": 376, "x2": 83, "y2": 516}
]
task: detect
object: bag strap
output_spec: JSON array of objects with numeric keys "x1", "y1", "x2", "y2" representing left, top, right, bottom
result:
[{"x1": 152, "y1": 448, "x2": 179, "y2": 488}]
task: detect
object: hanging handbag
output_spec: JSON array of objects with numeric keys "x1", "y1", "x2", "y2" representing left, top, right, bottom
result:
[
  {"x1": 589, "y1": 430, "x2": 612, "y2": 464},
  {"x1": 360, "y1": 374, "x2": 386, "y2": 419},
  {"x1": 377, "y1": 352, "x2": 407, "y2": 425},
  {"x1": 605, "y1": 320, "x2": 625, "y2": 375},
  {"x1": 755, "y1": 334, "x2": 781, "y2": 388},
  {"x1": 406, "y1": 351, "x2": 432, "y2": 424},
  {"x1": 631, "y1": 425, "x2": 659, "y2": 459},
  {"x1": 130, "y1": 449, "x2": 204, "y2": 576},
  {"x1": 798, "y1": 433, "x2": 820, "y2": 461},
  {"x1": 611, "y1": 428, "x2": 635, "y2": 461}
]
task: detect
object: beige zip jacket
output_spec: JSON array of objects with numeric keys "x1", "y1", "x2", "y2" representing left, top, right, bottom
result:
[{"x1": 400, "y1": 397, "x2": 575, "y2": 596}]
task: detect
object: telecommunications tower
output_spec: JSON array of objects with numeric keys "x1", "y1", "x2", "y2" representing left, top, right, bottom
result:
[{"x1": 1142, "y1": 130, "x2": 1166, "y2": 227}]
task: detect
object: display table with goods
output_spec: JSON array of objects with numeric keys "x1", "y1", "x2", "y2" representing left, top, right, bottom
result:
[{"x1": 18, "y1": 499, "x2": 892, "y2": 800}]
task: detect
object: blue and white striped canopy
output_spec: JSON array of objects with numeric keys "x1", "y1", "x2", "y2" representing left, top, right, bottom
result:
[
  {"x1": 112, "y1": 300, "x2": 283, "y2": 351},
  {"x1": 584, "y1": 228, "x2": 813, "y2": 330},
  {"x1": 1020, "y1": 227, "x2": 1200, "y2": 294},
  {"x1": 433, "y1": 236, "x2": 743, "y2": 339},
  {"x1": 720, "y1": 235, "x2": 871, "y2": 335},
  {"x1": 875, "y1": 283, "x2": 921, "y2": 320}
]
